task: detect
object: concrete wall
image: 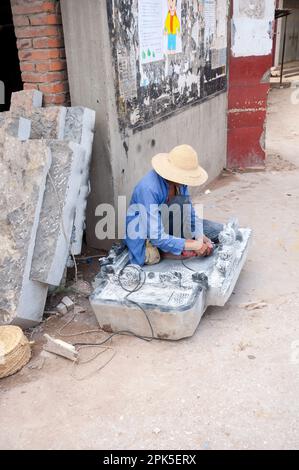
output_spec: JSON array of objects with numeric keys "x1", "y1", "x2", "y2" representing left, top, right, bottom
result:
[{"x1": 61, "y1": 0, "x2": 228, "y2": 248}]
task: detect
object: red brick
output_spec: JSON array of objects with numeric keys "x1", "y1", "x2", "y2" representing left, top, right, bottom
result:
[
  {"x1": 19, "y1": 48, "x2": 60, "y2": 61},
  {"x1": 22, "y1": 70, "x2": 67, "y2": 83},
  {"x1": 30, "y1": 13, "x2": 62, "y2": 26},
  {"x1": 35, "y1": 60, "x2": 67, "y2": 73},
  {"x1": 17, "y1": 38, "x2": 32, "y2": 49},
  {"x1": 39, "y1": 81, "x2": 69, "y2": 94},
  {"x1": 43, "y1": 92, "x2": 70, "y2": 106},
  {"x1": 14, "y1": 25, "x2": 60, "y2": 39},
  {"x1": 13, "y1": 15, "x2": 30, "y2": 26},
  {"x1": 33, "y1": 36, "x2": 64, "y2": 49},
  {"x1": 35, "y1": 62, "x2": 49, "y2": 72},
  {"x1": 48, "y1": 59, "x2": 66, "y2": 71},
  {"x1": 23, "y1": 83, "x2": 39, "y2": 90},
  {"x1": 59, "y1": 48, "x2": 66, "y2": 59},
  {"x1": 12, "y1": 1, "x2": 57, "y2": 15},
  {"x1": 20, "y1": 61, "x2": 35, "y2": 72}
]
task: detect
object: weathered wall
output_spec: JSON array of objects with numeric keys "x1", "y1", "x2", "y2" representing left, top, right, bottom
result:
[
  {"x1": 227, "y1": 0, "x2": 276, "y2": 168},
  {"x1": 108, "y1": 0, "x2": 227, "y2": 130},
  {"x1": 61, "y1": 0, "x2": 228, "y2": 248}
]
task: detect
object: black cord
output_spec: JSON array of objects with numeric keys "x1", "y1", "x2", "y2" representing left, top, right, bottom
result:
[
  {"x1": 181, "y1": 259, "x2": 197, "y2": 272},
  {"x1": 74, "y1": 265, "x2": 155, "y2": 346},
  {"x1": 118, "y1": 265, "x2": 154, "y2": 340}
]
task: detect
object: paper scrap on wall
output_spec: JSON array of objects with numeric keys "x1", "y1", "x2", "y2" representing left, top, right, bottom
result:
[
  {"x1": 138, "y1": 0, "x2": 164, "y2": 65},
  {"x1": 204, "y1": 0, "x2": 216, "y2": 47}
]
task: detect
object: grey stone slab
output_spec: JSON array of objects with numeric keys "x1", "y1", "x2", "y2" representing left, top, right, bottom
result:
[
  {"x1": 90, "y1": 221, "x2": 252, "y2": 340},
  {"x1": 8, "y1": 91, "x2": 95, "y2": 256},
  {"x1": 64, "y1": 107, "x2": 96, "y2": 255},
  {"x1": 0, "y1": 135, "x2": 51, "y2": 326},
  {"x1": 10, "y1": 91, "x2": 66, "y2": 140},
  {"x1": 0, "y1": 116, "x2": 31, "y2": 142},
  {"x1": 30, "y1": 140, "x2": 85, "y2": 286}
]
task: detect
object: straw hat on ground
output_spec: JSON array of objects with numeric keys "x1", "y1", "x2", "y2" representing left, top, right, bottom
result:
[
  {"x1": 152, "y1": 144, "x2": 208, "y2": 187},
  {"x1": 0, "y1": 326, "x2": 31, "y2": 379}
]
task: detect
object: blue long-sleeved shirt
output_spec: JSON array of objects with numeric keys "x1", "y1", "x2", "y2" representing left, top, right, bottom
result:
[{"x1": 125, "y1": 170, "x2": 202, "y2": 265}]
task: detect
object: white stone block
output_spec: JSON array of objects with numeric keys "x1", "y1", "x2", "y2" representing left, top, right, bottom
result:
[
  {"x1": 61, "y1": 296, "x2": 74, "y2": 311},
  {"x1": 64, "y1": 107, "x2": 96, "y2": 254},
  {"x1": 90, "y1": 222, "x2": 252, "y2": 340}
]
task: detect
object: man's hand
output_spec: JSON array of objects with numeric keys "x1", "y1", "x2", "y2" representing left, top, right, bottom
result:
[
  {"x1": 184, "y1": 237, "x2": 214, "y2": 257},
  {"x1": 185, "y1": 239, "x2": 209, "y2": 257},
  {"x1": 203, "y1": 235, "x2": 213, "y2": 256}
]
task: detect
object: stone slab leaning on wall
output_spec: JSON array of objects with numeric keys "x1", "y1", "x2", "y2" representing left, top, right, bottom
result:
[
  {"x1": 0, "y1": 133, "x2": 51, "y2": 326},
  {"x1": 0, "y1": 90, "x2": 96, "y2": 327},
  {"x1": 9, "y1": 91, "x2": 96, "y2": 255},
  {"x1": 30, "y1": 140, "x2": 85, "y2": 286},
  {"x1": 64, "y1": 107, "x2": 96, "y2": 255}
]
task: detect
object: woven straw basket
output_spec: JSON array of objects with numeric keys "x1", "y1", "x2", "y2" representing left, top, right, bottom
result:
[{"x1": 0, "y1": 326, "x2": 31, "y2": 379}]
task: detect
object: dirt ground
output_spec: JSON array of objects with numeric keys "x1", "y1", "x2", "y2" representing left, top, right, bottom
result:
[{"x1": 1, "y1": 86, "x2": 299, "y2": 450}]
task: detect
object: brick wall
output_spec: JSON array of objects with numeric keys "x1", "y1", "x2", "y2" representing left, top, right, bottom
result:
[{"x1": 11, "y1": 0, "x2": 70, "y2": 106}]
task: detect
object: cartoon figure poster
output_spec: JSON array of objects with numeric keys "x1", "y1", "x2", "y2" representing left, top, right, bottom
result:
[
  {"x1": 138, "y1": 0, "x2": 182, "y2": 67},
  {"x1": 163, "y1": 0, "x2": 182, "y2": 55}
]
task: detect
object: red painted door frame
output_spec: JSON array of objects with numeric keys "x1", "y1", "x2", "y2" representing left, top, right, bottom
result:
[{"x1": 227, "y1": 0, "x2": 274, "y2": 168}]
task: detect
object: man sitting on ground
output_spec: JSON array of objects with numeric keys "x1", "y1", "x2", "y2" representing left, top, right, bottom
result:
[{"x1": 125, "y1": 144, "x2": 223, "y2": 266}]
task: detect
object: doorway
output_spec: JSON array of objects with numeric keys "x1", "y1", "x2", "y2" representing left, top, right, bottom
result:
[{"x1": 0, "y1": 0, "x2": 23, "y2": 112}]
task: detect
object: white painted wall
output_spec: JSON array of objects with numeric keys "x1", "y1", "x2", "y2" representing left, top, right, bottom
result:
[{"x1": 232, "y1": 0, "x2": 276, "y2": 57}]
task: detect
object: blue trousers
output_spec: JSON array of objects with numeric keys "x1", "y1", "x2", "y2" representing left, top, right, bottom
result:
[{"x1": 164, "y1": 195, "x2": 223, "y2": 243}]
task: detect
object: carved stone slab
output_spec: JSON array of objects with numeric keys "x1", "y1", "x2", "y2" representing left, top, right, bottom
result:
[
  {"x1": 30, "y1": 141, "x2": 85, "y2": 286},
  {"x1": 90, "y1": 220, "x2": 252, "y2": 340},
  {"x1": 64, "y1": 107, "x2": 96, "y2": 255}
]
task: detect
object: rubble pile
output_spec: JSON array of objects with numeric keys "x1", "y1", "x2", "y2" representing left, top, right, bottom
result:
[{"x1": 0, "y1": 91, "x2": 96, "y2": 327}]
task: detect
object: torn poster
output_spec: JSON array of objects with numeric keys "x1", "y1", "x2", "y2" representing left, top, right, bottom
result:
[
  {"x1": 138, "y1": 0, "x2": 182, "y2": 66},
  {"x1": 138, "y1": 0, "x2": 164, "y2": 65},
  {"x1": 204, "y1": 0, "x2": 216, "y2": 48},
  {"x1": 239, "y1": 0, "x2": 266, "y2": 19},
  {"x1": 214, "y1": 0, "x2": 227, "y2": 49}
]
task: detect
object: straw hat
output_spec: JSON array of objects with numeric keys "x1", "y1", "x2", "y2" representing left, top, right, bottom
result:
[
  {"x1": 0, "y1": 326, "x2": 31, "y2": 379},
  {"x1": 152, "y1": 144, "x2": 208, "y2": 187}
]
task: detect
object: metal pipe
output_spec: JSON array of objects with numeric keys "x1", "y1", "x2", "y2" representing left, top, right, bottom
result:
[{"x1": 280, "y1": 14, "x2": 288, "y2": 87}]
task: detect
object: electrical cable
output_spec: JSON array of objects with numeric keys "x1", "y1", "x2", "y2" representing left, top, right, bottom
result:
[
  {"x1": 73, "y1": 265, "x2": 155, "y2": 345},
  {"x1": 181, "y1": 259, "x2": 197, "y2": 272},
  {"x1": 56, "y1": 264, "x2": 156, "y2": 347}
]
